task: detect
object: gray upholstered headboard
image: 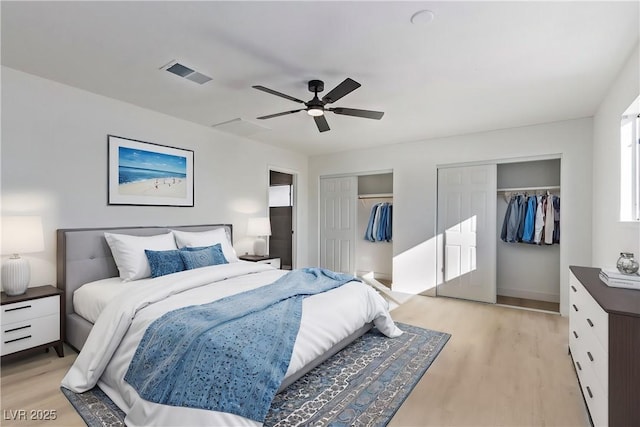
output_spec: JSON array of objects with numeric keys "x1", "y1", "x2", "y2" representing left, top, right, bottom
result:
[{"x1": 56, "y1": 224, "x2": 232, "y2": 350}]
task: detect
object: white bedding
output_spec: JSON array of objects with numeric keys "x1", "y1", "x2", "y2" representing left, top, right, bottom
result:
[
  {"x1": 62, "y1": 262, "x2": 402, "y2": 427},
  {"x1": 73, "y1": 277, "x2": 131, "y2": 323}
]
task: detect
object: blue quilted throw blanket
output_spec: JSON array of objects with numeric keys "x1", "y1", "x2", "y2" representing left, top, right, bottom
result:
[{"x1": 124, "y1": 268, "x2": 358, "y2": 422}]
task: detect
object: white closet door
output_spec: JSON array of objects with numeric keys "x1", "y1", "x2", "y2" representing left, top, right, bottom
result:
[
  {"x1": 437, "y1": 164, "x2": 497, "y2": 303},
  {"x1": 319, "y1": 176, "x2": 357, "y2": 274}
]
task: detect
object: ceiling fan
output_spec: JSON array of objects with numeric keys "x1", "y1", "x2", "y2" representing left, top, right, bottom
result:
[{"x1": 252, "y1": 78, "x2": 384, "y2": 133}]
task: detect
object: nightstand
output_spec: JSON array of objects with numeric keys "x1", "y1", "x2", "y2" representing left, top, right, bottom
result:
[
  {"x1": 239, "y1": 255, "x2": 281, "y2": 269},
  {"x1": 1, "y1": 285, "x2": 64, "y2": 361}
]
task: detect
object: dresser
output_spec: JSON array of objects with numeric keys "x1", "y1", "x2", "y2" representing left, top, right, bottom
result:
[
  {"x1": 569, "y1": 266, "x2": 640, "y2": 427},
  {"x1": 1, "y1": 285, "x2": 64, "y2": 361}
]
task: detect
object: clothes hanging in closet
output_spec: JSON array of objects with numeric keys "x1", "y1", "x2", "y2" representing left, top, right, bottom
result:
[
  {"x1": 500, "y1": 193, "x2": 560, "y2": 245},
  {"x1": 364, "y1": 202, "x2": 392, "y2": 242}
]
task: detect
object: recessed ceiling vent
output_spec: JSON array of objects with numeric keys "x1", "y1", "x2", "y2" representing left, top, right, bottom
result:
[
  {"x1": 160, "y1": 60, "x2": 212, "y2": 85},
  {"x1": 212, "y1": 118, "x2": 270, "y2": 137}
]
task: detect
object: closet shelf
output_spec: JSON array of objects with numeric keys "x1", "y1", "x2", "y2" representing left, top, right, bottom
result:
[
  {"x1": 358, "y1": 193, "x2": 393, "y2": 199},
  {"x1": 497, "y1": 185, "x2": 560, "y2": 193}
]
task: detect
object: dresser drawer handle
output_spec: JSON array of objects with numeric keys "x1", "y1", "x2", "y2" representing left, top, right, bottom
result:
[
  {"x1": 576, "y1": 361, "x2": 582, "y2": 371},
  {"x1": 572, "y1": 304, "x2": 579, "y2": 312},
  {"x1": 4, "y1": 325, "x2": 31, "y2": 333},
  {"x1": 586, "y1": 386, "x2": 593, "y2": 399},
  {"x1": 4, "y1": 305, "x2": 32, "y2": 312},
  {"x1": 587, "y1": 351, "x2": 594, "y2": 362},
  {"x1": 4, "y1": 335, "x2": 31, "y2": 344},
  {"x1": 571, "y1": 285, "x2": 577, "y2": 292},
  {"x1": 587, "y1": 318, "x2": 594, "y2": 327},
  {"x1": 573, "y1": 330, "x2": 578, "y2": 339}
]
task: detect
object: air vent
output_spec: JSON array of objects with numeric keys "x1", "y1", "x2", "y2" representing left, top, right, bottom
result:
[
  {"x1": 160, "y1": 60, "x2": 212, "y2": 85},
  {"x1": 212, "y1": 118, "x2": 270, "y2": 137}
]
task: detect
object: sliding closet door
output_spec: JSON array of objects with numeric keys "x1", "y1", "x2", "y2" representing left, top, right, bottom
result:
[
  {"x1": 437, "y1": 164, "x2": 497, "y2": 303},
  {"x1": 319, "y1": 176, "x2": 357, "y2": 274}
]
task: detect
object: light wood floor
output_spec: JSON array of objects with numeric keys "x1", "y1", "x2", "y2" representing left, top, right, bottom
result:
[{"x1": 0, "y1": 295, "x2": 589, "y2": 427}]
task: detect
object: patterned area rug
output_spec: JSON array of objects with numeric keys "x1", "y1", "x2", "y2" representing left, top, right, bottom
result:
[{"x1": 61, "y1": 323, "x2": 450, "y2": 427}]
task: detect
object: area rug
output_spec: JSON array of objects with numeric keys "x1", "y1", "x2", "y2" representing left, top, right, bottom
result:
[{"x1": 61, "y1": 322, "x2": 450, "y2": 427}]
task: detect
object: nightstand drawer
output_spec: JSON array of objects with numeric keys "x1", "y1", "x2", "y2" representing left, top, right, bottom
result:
[
  {"x1": 1, "y1": 295, "x2": 59, "y2": 324},
  {"x1": 258, "y1": 258, "x2": 281, "y2": 269},
  {"x1": 1, "y1": 314, "x2": 60, "y2": 356}
]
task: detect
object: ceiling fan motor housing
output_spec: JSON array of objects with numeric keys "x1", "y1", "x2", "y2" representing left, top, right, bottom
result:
[{"x1": 308, "y1": 79, "x2": 324, "y2": 93}]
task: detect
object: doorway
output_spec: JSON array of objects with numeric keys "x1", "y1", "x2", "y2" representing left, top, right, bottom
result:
[{"x1": 269, "y1": 170, "x2": 294, "y2": 270}]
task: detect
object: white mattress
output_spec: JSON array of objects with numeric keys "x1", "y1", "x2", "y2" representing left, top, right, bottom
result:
[{"x1": 74, "y1": 277, "x2": 143, "y2": 323}]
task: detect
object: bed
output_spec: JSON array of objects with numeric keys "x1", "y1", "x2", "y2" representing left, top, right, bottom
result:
[{"x1": 57, "y1": 224, "x2": 402, "y2": 426}]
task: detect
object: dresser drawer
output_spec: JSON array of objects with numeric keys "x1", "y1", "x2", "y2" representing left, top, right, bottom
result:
[
  {"x1": 0, "y1": 314, "x2": 60, "y2": 356},
  {"x1": 575, "y1": 354, "x2": 608, "y2": 427},
  {"x1": 572, "y1": 314, "x2": 608, "y2": 393},
  {"x1": 1, "y1": 295, "x2": 59, "y2": 325},
  {"x1": 569, "y1": 278, "x2": 608, "y2": 350}
]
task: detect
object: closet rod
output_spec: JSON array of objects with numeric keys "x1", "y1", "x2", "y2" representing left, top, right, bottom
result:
[
  {"x1": 358, "y1": 193, "x2": 393, "y2": 199},
  {"x1": 497, "y1": 185, "x2": 560, "y2": 193}
]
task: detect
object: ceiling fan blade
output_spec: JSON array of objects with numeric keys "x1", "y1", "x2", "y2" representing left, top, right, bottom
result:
[
  {"x1": 256, "y1": 109, "x2": 304, "y2": 120},
  {"x1": 321, "y1": 78, "x2": 361, "y2": 104},
  {"x1": 329, "y1": 107, "x2": 384, "y2": 120},
  {"x1": 314, "y1": 115, "x2": 330, "y2": 132},
  {"x1": 252, "y1": 85, "x2": 305, "y2": 104}
]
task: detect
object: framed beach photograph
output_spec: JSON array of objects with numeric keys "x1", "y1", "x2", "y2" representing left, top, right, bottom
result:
[{"x1": 108, "y1": 135, "x2": 194, "y2": 206}]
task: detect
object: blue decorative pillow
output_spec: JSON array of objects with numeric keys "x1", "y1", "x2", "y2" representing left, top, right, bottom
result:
[
  {"x1": 180, "y1": 244, "x2": 228, "y2": 270},
  {"x1": 182, "y1": 243, "x2": 228, "y2": 265},
  {"x1": 144, "y1": 249, "x2": 185, "y2": 278}
]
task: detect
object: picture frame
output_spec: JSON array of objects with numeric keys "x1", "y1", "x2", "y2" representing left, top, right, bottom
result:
[{"x1": 108, "y1": 135, "x2": 194, "y2": 207}]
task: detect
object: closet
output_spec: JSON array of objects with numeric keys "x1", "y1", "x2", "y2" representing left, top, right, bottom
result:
[
  {"x1": 356, "y1": 173, "x2": 393, "y2": 286},
  {"x1": 319, "y1": 173, "x2": 393, "y2": 285},
  {"x1": 496, "y1": 159, "x2": 560, "y2": 312},
  {"x1": 436, "y1": 158, "x2": 561, "y2": 312}
]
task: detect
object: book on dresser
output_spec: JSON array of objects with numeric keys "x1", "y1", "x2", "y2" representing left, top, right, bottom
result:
[
  {"x1": 569, "y1": 266, "x2": 640, "y2": 427},
  {"x1": 599, "y1": 268, "x2": 640, "y2": 290}
]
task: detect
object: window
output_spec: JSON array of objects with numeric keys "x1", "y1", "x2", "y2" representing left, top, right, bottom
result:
[
  {"x1": 620, "y1": 95, "x2": 640, "y2": 221},
  {"x1": 269, "y1": 185, "x2": 293, "y2": 207}
]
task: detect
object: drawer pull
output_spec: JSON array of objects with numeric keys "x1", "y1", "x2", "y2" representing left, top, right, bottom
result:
[
  {"x1": 586, "y1": 386, "x2": 593, "y2": 399},
  {"x1": 587, "y1": 318, "x2": 594, "y2": 327},
  {"x1": 4, "y1": 335, "x2": 31, "y2": 344},
  {"x1": 587, "y1": 351, "x2": 594, "y2": 362},
  {"x1": 576, "y1": 361, "x2": 582, "y2": 371},
  {"x1": 573, "y1": 330, "x2": 578, "y2": 339},
  {"x1": 571, "y1": 285, "x2": 577, "y2": 292},
  {"x1": 4, "y1": 305, "x2": 32, "y2": 312},
  {"x1": 572, "y1": 304, "x2": 579, "y2": 312},
  {"x1": 4, "y1": 325, "x2": 31, "y2": 333}
]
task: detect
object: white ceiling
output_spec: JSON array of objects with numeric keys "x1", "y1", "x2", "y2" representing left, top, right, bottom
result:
[{"x1": 2, "y1": 1, "x2": 638, "y2": 156}]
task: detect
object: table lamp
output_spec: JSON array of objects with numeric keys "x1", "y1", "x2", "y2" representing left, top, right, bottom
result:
[
  {"x1": 1, "y1": 216, "x2": 45, "y2": 296},
  {"x1": 247, "y1": 217, "x2": 271, "y2": 256}
]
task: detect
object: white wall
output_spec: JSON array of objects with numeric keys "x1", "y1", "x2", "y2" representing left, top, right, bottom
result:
[
  {"x1": 592, "y1": 43, "x2": 640, "y2": 267},
  {"x1": 1, "y1": 67, "x2": 309, "y2": 287},
  {"x1": 309, "y1": 118, "x2": 593, "y2": 316}
]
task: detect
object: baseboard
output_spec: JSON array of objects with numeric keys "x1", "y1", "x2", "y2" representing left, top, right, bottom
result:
[
  {"x1": 356, "y1": 270, "x2": 392, "y2": 282},
  {"x1": 497, "y1": 287, "x2": 559, "y2": 303}
]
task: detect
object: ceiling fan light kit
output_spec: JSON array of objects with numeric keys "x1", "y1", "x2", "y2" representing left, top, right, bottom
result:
[{"x1": 253, "y1": 78, "x2": 384, "y2": 132}]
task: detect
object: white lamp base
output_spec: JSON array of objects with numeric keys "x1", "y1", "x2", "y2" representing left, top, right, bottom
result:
[
  {"x1": 253, "y1": 238, "x2": 267, "y2": 256},
  {"x1": 2, "y1": 256, "x2": 30, "y2": 296}
]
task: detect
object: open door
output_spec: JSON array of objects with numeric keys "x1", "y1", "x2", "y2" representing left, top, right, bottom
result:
[
  {"x1": 437, "y1": 164, "x2": 497, "y2": 303},
  {"x1": 269, "y1": 170, "x2": 294, "y2": 270}
]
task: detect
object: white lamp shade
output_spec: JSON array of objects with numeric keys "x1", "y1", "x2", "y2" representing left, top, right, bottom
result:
[
  {"x1": 247, "y1": 217, "x2": 272, "y2": 237},
  {"x1": 2, "y1": 216, "x2": 45, "y2": 255}
]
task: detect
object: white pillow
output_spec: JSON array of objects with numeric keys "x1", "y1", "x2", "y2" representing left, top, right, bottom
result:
[
  {"x1": 104, "y1": 232, "x2": 177, "y2": 281},
  {"x1": 171, "y1": 228, "x2": 239, "y2": 262}
]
